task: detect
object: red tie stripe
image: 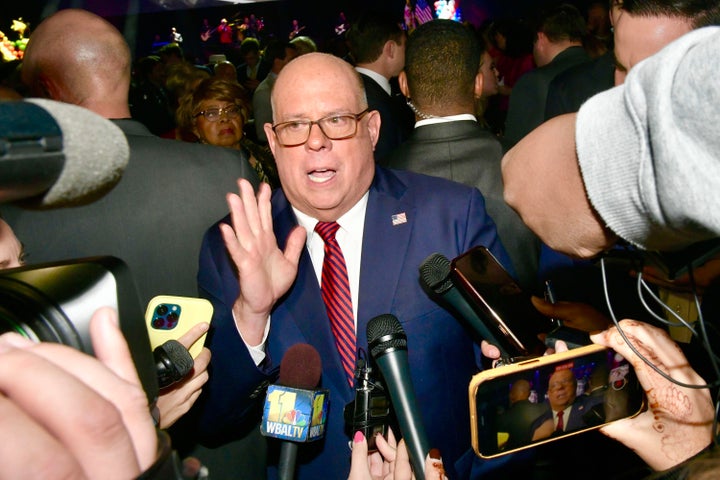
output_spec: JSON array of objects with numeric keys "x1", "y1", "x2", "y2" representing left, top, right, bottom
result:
[
  {"x1": 315, "y1": 221, "x2": 356, "y2": 386},
  {"x1": 556, "y1": 409, "x2": 565, "y2": 432}
]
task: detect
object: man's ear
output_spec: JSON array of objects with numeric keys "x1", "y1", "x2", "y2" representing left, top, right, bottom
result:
[
  {"x1": 366, "y1": 109, "x2": 381, "y2": 149},
  {"x1": 264, "y1": 122, "x2": 278, "y2": 156},
  {"x1": 535, "y1": 32, "x2": 548, "y2": 48},
  {"x1": 398, "y1": 70, "x2": 410, "y2": 98},
  {"x1": 36, "y1": 75, "x2": 59, "y2": 100},
  {"x1": 384, "y1": 39, "x2": 398, "y2": 60},
  {"x1": 474, "y1": 72, "x2": 484, "y2": 99}
]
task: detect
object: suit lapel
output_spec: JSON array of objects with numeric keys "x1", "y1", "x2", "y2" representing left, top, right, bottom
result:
[
  {"x1": 270, "y1": 192, "x2": 354, "y2": 396},
  {"x1": 356, "y1": 168, "x2": 414, "y2": 350}
]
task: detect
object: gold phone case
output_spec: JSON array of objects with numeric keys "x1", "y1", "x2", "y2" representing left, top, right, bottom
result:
[{"x1": 469, "y1": 344, "x2": 646, "y2": 459}]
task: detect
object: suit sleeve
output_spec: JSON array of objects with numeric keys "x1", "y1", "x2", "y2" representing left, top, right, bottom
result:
[
  {"x1": 464, "y1": 186, "x2": 517, "y2": 280},
  {"x1": 191, "y1": 221, "x2": 274, "y2": 444}
]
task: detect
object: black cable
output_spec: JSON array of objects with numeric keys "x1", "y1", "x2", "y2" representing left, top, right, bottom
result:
[{"x1": 600, "y1": 257, "x2": 720, "y2": 391}]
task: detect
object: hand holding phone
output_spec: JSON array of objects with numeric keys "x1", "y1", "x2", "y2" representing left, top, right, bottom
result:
[
  {"x1": 590, "y1": 320, "x2": 715, "y2": 471},
  {"x1": 469, "y1": 343, "x2": 646, "y2": 458},
  {"x1": 145, "y1": 295, "x2": 213, "y2": 359}
]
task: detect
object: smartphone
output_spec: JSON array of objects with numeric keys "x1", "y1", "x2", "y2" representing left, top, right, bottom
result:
[
  {"x1": 469, "y1": 344, "x2": 646, "y2": 459},
  {"x1": 145, "y1": 295, "x2": 213, "y2": 358},
  {"x1": 450, "y1": 246, "x2": 558, "y2": 357}
]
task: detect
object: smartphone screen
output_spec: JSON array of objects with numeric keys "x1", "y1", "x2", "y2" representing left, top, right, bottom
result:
[
  {"x1": 451, "y1": 246, "x2": 557, "y2": 357},
  {"x1": 469, "y1": 345, "x2": 646, "y2": 458}
]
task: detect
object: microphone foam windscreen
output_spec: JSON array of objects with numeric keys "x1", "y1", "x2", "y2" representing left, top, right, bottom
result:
[
  {"x1": 279, "y1": 343, "x2": 322, "y2": 389},
  {"x1": 367, "y1": 314, "x2": 407, "y2": 358},
  {"x1": 160, "y1": 339, "x2": 194, "y2": 378},
  {"x1": 26, "y1": 98, "x2": 129, "y2": 208},
  {"x1": 419, "y1": 253, "x2": 453, "y2": 294}
]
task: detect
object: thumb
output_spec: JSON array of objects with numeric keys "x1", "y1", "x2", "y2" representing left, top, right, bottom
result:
[
  {"x1": 530, "y1": 295, "x2": 556, "y2": 316},
  {"x1": 285, "y1": 225, "x2": 308, "y2": 266},
  {"x1": 348, "y1": 431, "x2": 370, "y2": 480}
]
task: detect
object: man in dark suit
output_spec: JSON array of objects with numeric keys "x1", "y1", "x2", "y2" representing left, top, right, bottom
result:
[
  {"x1": 544, "y1": 50, "x2": 615, "y2": 120},
  {"x1": 236, "y1": 37, "x2": 271, "y2": 94},
  {"x1": 545, "y1": 0, "x2": 720, "y2": 120},
  {"x1": 346, "y1": 11, "x2": 414, "y2": 164},
  {"x1": 383, "y1": 19, "x2": 541, "y2": 290},
  {"x1": 192, "y1": 52, "x2": 512, "y2": 479},
  {"x1": 503, "y1": 4, "x2": 590, "y2": 146},
  {"x1": 532, "y1": 368, "x2": 603, "y2": 438},
  {"x1": 496, "y1": 379, "x2": 548, "y2": 450},
  {"x1": 9, "y1": 9, "x2": 264, "y2": 479}
]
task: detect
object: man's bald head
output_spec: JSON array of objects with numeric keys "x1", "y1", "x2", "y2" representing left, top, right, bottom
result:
[
  {"x1": 509, "y1": 379, "x2": 532, "y2": 404},
  {"x1": 22, "y1": 9, "x2": 132, "y2": 117},
  {"x1": 271, "y1": 52, "x2": 367, "y2": 118}
]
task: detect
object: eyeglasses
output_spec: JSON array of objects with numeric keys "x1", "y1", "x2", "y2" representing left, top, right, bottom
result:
[
  {"x1": 549, "y1": 379, "x2": 575, "y2": 390},
  {"x1": 271, "y1": 109, "x2": 370, "y2": 147},
  {"x1": 194, "y1": 105, "x2": 242, "y2": 122}
]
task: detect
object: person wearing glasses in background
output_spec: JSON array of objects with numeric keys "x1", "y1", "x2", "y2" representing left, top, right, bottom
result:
[
  {"x1": 190, "y1": 52, "x2": 513, "y2": 479},
  {"x1": 176, "y1": 76, "x2": 279, "y2": 188}
]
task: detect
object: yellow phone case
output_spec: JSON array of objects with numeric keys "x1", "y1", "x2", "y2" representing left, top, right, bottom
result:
[{"x1": 145, "y1": 295, "x2": 213, "y2": 358}]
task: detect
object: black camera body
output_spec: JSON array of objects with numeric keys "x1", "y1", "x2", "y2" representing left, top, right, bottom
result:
[{"x1": 0, "y1": 256, "x2": 158, "y2": 402}]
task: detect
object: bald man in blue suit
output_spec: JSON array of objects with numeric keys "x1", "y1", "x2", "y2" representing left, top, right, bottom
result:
[{"x1": 192, "y1": 53, "x2": 513, "y2": 480}]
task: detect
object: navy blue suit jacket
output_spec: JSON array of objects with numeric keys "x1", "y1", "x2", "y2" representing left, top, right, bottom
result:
[{"x1": 194, "y1": 166, "x2": 512, "y2": 479}]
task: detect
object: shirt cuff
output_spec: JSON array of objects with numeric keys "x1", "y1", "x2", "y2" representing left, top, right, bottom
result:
[{"x1": 232, "y1": 310, "x2": 271, "y2": 366}]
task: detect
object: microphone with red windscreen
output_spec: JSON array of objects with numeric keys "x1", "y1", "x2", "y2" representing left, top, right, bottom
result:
[{"x1": 261, "y1": 343, "x2": 329, "y2": 480}]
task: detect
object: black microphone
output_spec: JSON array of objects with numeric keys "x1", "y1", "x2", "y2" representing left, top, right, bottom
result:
[
  {"x1": 154, "y1": 339, "x2": 194, "y2": 389},
  {"x1": 367, "y1": 314, "x2": 429, "y2": 477},
  {"x1": 261, "y1": 343, "x2": 328, "y2": 480},
  {"x1": 419, "y1": 253, "x2": 511, "y2": 358},
  {"x1": 0, "y1": 98, "x2": 129, "y2": 207}
]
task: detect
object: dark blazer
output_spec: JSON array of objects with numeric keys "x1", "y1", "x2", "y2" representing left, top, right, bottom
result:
[
  {"x1": 496, "y1": 399, "x2": 549, "y2": 449},
  {"x1": 383, "y1": 120, "x2": 542, "y2": 290},
  {"x1": 504, "y1": 46, "x2": 591, "y2": 146},
  {"x1": 533, "y1": 393, "x2": 604, "y2": 434},
  {"x1": 359, "y1": 73, "x2": 414, "y2": 164},
  {"x1": 194, "y1": 166, "x2": 513, "y2": 479},
  {"x1": 237, "y1": 60, "x2": 271, "y2": 93},
  {"x1": 4, "y1": 119, "x2": 259, "y2": 306},
  {"x1": 544, "y1": 51, "x2": 616, "y2": 119}
]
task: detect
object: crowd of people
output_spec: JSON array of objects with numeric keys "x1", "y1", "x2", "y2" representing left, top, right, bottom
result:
[{"x1": 1, "y1": 1, "x2": 720, "y2": 479}]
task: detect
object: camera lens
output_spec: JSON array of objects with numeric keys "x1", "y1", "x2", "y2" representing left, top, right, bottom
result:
[
  {"x1": 0, "y1": 278, "x2": 81, "y2": 347},
  {"x1": 166, "y1": 311, "x2": 179, "y2": 327},
  {"x1": 156, "y1": 304, "x2": 169, "y2": 315}
]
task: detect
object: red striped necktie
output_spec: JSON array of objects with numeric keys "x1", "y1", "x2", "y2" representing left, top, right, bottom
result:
[
  {"x1": 556, "y1": 409, "x2": 565, "y2": 432},
  {"x1": 315, "y1": 221, "x2": 356, "y2": 386}
]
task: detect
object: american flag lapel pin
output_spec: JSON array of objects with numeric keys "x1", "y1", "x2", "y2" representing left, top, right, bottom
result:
[{"x1": 391, "y1": 212, "x2": 407, "y2": 226}]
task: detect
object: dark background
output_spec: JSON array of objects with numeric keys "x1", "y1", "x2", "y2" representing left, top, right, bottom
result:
[{"x1": 2, "y1": 0, "x2": 595, "y2": 59}]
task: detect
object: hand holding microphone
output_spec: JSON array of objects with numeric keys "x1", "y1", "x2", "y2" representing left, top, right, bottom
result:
[
  {"x1": 367, "y1": 314, "x2": 430, "y2": 477},
  {"x1": 348, "y1": 428, "x2": 448, "y2": 480}
]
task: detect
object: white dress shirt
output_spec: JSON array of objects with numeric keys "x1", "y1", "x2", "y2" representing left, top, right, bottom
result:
[{"x1": 242, "y1": 192, "x2": 369, "y2": 364}]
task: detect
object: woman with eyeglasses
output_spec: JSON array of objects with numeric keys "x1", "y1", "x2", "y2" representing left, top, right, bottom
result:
[{"x1": 176, "y1": 77, "x2": 279, "y2": 188}]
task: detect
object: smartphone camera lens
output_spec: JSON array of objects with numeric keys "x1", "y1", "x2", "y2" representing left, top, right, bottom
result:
[
  {"x1": 156, "y1": 304, "x2": 169, "y2": 316},
  {"x1": 152, "y1": 317, "x2": 165, "y2": 329}
]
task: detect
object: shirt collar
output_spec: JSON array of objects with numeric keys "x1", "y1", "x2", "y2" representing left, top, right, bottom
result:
[
  {"x1": 293, "y1": 191, "x2": 370, "y2": 243},
  {"x1": 355, "y1": 67, "x2": 391, "y2": 96},
  {"x1": 415, "y1": 113, "x2": 477, "y2": 128}
]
